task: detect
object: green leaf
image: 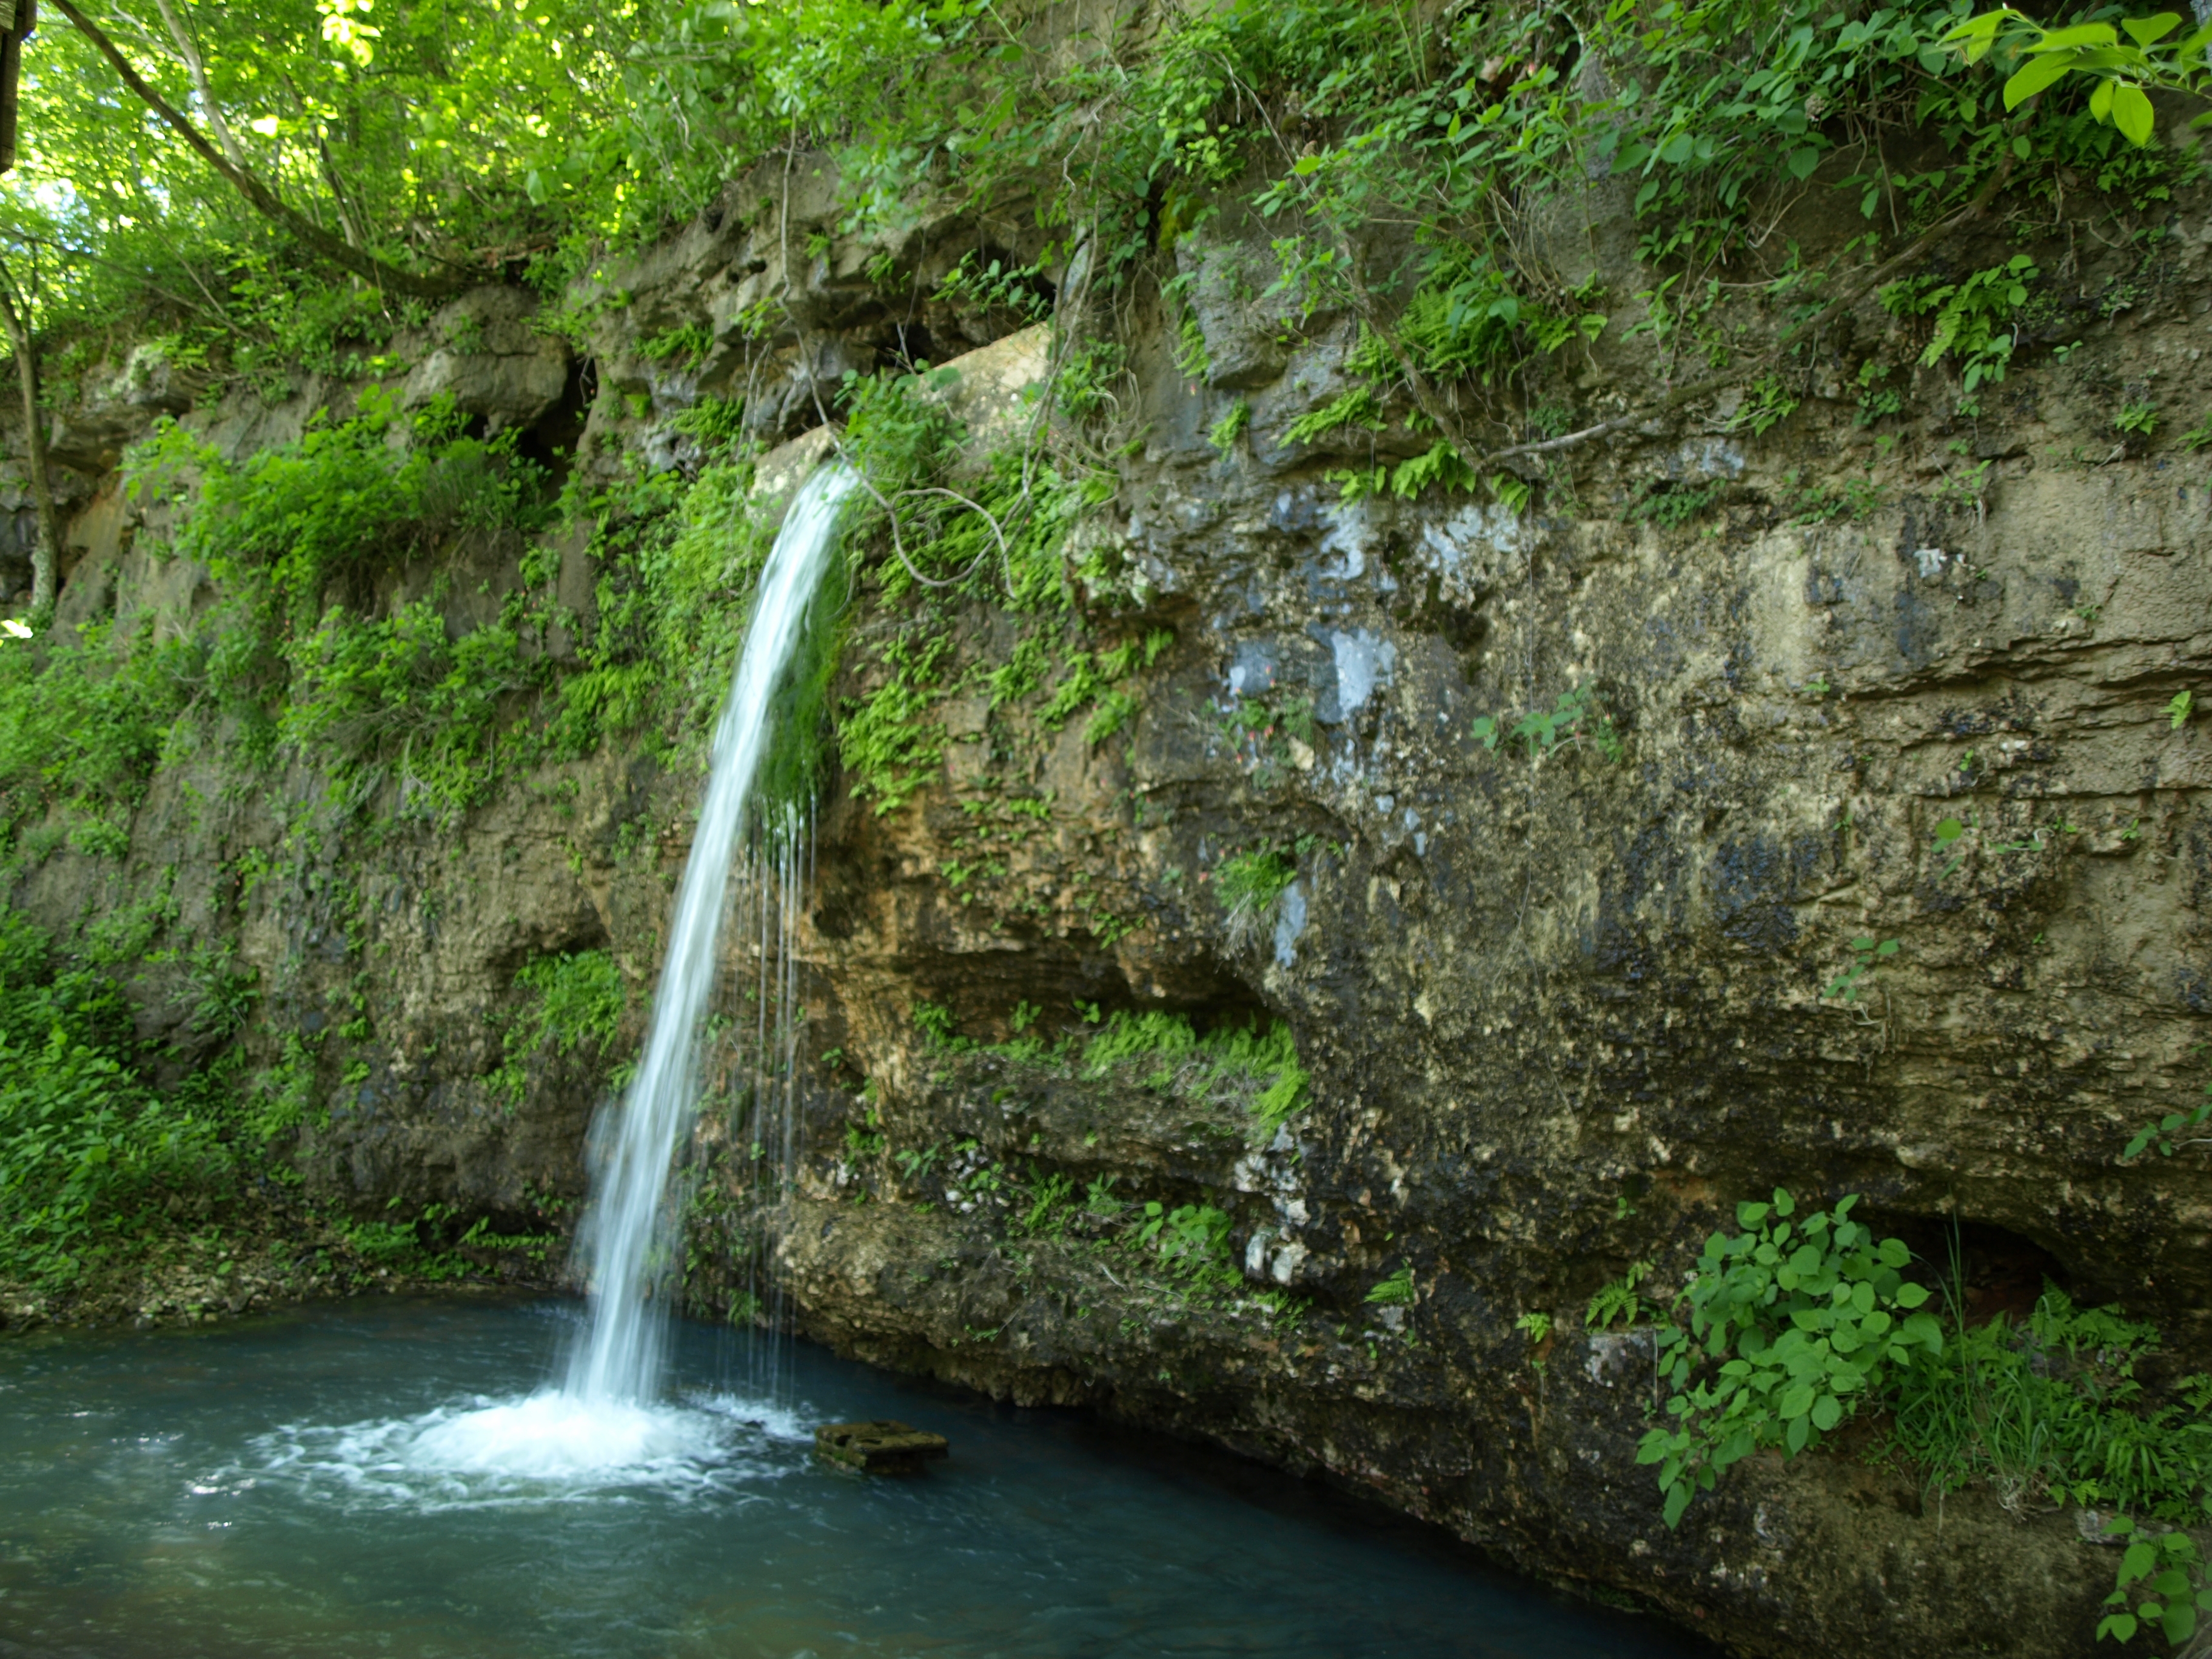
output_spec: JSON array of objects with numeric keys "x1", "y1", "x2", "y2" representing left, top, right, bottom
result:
[
  {"x1": 2110, "y1": 82, "x2": 2156, "y2": 146},
  {"x1": 1786, "y1": 146, "x2": 1821, "y2": 180},
  {"x1": 1940, "y1": 12, "x2": 2004, "y2": 61},
  {"x1": 1894, "y1": 1281, "x2": 1930, "y2": 1309},
  {"x1": 2004, "y1": 50, "x2": 2080, "y2": 108},
  {"x1": 1810, "y1": 1393, "x2": 1843, "y2": 1431},
  {"x1": 2031, "y1": 22, "x2": 2118, "y2": 50}
]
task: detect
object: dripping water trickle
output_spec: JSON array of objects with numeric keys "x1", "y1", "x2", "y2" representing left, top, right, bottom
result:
[{"x1": 719, "y1": 810, "x2": 812, "y2": 1406}]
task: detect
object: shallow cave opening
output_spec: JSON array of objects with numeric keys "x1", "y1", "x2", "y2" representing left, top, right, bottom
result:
[
  {"x1": 1855, "y1": 1210, "x2": 2071, "y2": 1326},
  {"x1": 919, "y1": 240, "x2": 1058, "y2": 356},
  {"x1": 872, "y1": 321, "x2": 939, "y2": 374},
  {"x1": 516, "y1": 357, "x2": 597, "y2": 494}
]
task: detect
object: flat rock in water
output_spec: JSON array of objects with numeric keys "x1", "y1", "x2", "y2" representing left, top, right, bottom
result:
[{"x1": 813, "y1": 1419, "x2": 950, "y2": 1475}]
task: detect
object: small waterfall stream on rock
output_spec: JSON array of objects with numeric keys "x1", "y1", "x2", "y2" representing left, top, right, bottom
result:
[{"x1": 386, "y1": 460, "x2": 856, "y2": 1480}]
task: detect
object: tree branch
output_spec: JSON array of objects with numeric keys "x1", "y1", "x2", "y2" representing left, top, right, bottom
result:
[
  {"x1": 149, "y1": 0, "x2": 245, "y2": 172},
  {"x1": 52, "y1": 0, "x2": 455, "y2": 298}
]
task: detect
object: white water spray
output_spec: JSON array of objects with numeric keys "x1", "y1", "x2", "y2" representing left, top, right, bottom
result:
[{"x1": 563, "y1": 461, "x2": 856, "y2": 1406}]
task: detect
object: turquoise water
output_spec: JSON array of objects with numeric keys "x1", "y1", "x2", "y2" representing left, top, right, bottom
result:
[{"x1": 0, "y1": 1295, "x2": 1711, "y2": 1658}]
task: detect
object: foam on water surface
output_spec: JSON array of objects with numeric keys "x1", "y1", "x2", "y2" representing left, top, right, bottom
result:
[
  {"x1": 241, "y1": 1387, "x2": 813, "y2": 1512},
  {"x1": 409, "y1": 1392, "x2": 722, "y2": 1476}
]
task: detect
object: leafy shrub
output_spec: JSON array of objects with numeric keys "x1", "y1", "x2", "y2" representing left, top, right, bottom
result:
[
  {"x1": 638, "y1": 323, "x2": 712, "y2": 370},
  {"x1": 1638, "y1": 1186, "x2": 2212, "y2": 1568},
  {"x1": 94, "y1": 391, "x2": 560, "y2": 826},
  {"x1": 1390, "y1": 260, "x2": 1606, "y2": 387},
  {"x1": 0, "y1": 620, "x2": 196, "y2": 863},
  {"x1": 839, "y1": 630, "x2": 953, "y2": 815},
  {"x1": 1881, "y1": 256, "x2": 2040, "y2": 410},
  {"x1": 669, "y1": 394, "x2": 750, "y2": 454},
  {"x1": 913, "y1": 1000, "x2": 964, "y2": 1049},
  {"x1": 1470, "y1": 685, "x2": 1621, "y2": 762},
  {"x1": 278, "y1": 600, "x2": 542, "y2": 822},
  {"x1": 840, "y1": 366, "x2": 964, "y2": 514},
  {"x1": 1131, "y1": 1199, "x2": 1235, "y2": 1282},
  {"x1": 1625, "y1": 480, "x2": 1723, "y2": 528},
  {"x1": 2125, "y1": 1088, "x2": 2212, "y2": 1161},
  {"x1": 491, "y1": 950, "x2": 628, "y2": 1099},
  {"x1": 2100, "y1": 1518, "x2": 2212, "y2": 1647},
  {"x1": 549, "y1": 457, "x2": 773, "y2": 761},
  {"x1": 0, "y1": 909, "x2": 233, "y2": 1289},
  {"x1": 1638, "y1": 1190, "x2": 1943, "y2": 1527},
  {"x1": 833, "y1": 444, "x2": 1094, "y2": 813},
  {"x1": 135, "y1": 389, "x2": 546, "y2": 640}
]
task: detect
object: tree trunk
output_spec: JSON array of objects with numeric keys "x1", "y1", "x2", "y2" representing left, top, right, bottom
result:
[{"x1": 0, "y1": 260, "x2": 58, "y2": 617}]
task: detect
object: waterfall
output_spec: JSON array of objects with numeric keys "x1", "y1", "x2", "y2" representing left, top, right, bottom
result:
[{"x1": 562, "y1": 462, "x2": 855, "y2": 1406}]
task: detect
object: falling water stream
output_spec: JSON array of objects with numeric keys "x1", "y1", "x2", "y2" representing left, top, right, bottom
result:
[
  {"x1": 565, "y1": 461, "x2": 856, "y2": 1407},
  {"x1": 382, "y1": 460, "x2": 857, "y2": 1478}
]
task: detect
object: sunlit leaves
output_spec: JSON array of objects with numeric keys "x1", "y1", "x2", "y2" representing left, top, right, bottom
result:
[{"x1": 1948, "y1": 7, "x2": 2211, "y2": 142}]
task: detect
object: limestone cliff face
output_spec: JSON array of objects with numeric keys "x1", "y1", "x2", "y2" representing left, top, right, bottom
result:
[{"x1": 15, "y1": 156, "x2": 2212, "y2": 1658}]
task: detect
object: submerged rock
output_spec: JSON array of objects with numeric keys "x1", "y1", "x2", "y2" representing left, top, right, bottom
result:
[{"x1": 813, "y1": 1418, "x2": 951, "y2": 1475}]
